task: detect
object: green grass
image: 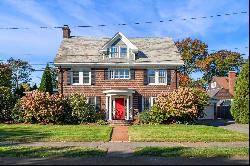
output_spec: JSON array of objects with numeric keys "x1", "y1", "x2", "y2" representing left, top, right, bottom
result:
[
  {"x1": 129, "y1": 124, "x2": 249, "y2": 142},
  {"x1": 0, "y1": 124, "x2": 112, "y2": 142},
  {"x1": 134, "y1": 147, "x2": 249, "y2": 157},
  {"x1": 0, "y1": 146, "x2": 106, "y2": 157}
]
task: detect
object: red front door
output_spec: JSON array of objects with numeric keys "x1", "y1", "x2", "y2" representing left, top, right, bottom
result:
[{"x1": 115, "y1": 98, "x2": 124, "y2": 120}]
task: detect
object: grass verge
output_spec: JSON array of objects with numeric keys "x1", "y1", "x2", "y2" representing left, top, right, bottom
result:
[
  {"x1": 0, "y1": 124, "x2": 112, "y2": 142},
  {"x1": 134, "y1": 147, "x2": 249, "y2": 157},
  {"x1": 0, "y1": 146, "x2": 106, "y2": 157},
  {"x1": 129, "y1": 124, "x2": 249, "y2": 142}
]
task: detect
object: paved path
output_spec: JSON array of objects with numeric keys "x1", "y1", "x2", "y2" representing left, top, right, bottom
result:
[{"x1": 110, "y1": 125, "x2": 129, "y2": 142}]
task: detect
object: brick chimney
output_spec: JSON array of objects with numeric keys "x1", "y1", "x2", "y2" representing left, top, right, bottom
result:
[
  {"x1": 228, "y1": 71, "x2": 236, "y2": 96},
  {"x1": 62, "y1": 25, "x2": 70, "y2": 38}
]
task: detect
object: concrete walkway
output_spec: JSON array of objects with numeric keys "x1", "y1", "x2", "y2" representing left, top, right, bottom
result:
[{"x1": 1, "y1": 141, "x2": 249, "y2": 157}]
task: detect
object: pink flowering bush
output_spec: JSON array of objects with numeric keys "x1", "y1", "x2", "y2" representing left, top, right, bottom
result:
[
  {"x1": 156, "y1": 87, "x2": 199, "y2": 123},
  {"x1": 140, "y1": 87, "x2": 208, "y2": 124},
  {"x1": 20, "y1": 90, "x2": 65, "y2": 123}
]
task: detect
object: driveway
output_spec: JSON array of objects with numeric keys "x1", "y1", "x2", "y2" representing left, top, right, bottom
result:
[{"x1": 197, "y1": 119, "x2": 249, "y2": 135}]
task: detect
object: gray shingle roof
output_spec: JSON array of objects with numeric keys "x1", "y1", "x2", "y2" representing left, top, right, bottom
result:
[
  {"x1": 54, "y1": 35, "x2": 183, "y2": 66},
  {"x1": 207, "y1": 88, "x2": 221, "y2": 98}
]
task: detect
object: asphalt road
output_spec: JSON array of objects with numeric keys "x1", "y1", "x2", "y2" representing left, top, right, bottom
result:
[{"x1": 0, "y1": 156, "x2": 249, "y2": 165}]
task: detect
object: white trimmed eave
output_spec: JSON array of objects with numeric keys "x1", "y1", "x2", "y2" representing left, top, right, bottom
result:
[
  {"x1": 101, "y1": 32, "x2": 138, "y2": 51},
  {"x1": 53, "y1": 62, "x2": 184, "y2": 68}
]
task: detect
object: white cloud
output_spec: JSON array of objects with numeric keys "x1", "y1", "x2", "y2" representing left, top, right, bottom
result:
[{"x1": 4, "y1": 0, "x2": 59, "y2": 26}]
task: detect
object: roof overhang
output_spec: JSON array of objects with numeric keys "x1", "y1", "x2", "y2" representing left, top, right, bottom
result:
[
  {"x1": 53, "y1": 62, "x2": 184, "y2": 68},
  {"x1": 103, "y1": 89, "x2": 135, "y2": 95}
]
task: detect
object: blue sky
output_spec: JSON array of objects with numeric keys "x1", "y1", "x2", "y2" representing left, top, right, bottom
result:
[{"x1": 0, "y1": 0, "x2": 249, "y2": 86}]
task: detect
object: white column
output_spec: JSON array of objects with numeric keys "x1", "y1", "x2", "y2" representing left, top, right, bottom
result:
[
  {"x1": 109, "y1": 95, "x2": 112, "y2": 120},
  {"x1": 105, "y1": 96, "x2": 108, "y2": 120},
  {"x1": 126, "y1": 96, "x2": 129, "y2": 120}
]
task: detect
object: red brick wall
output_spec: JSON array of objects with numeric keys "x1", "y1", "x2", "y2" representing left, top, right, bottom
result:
[{"x1": 58, "y1": 68, "x2": 179, "y2": 111}]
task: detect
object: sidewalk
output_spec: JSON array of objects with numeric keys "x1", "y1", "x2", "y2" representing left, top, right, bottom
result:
[{"x1": 1, "y1": 141, "x2": 249, "y2": 157}]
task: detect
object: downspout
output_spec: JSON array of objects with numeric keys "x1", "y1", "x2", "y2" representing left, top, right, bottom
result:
[{"x1": 59, "y1": 66, "x2": 63, "y2": 95}]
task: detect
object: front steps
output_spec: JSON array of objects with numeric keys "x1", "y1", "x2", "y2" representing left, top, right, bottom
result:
[{"x1": 109, "y1": 120, "x2": 132, "y2": 126}]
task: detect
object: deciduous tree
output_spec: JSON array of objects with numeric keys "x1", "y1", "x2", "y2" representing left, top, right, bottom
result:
[{"x1": 7, "y1": 57, "x2": 34, "y2": 90}]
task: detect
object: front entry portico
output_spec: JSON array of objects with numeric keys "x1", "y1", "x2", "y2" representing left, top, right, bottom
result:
[{"x1": 103, "y1": 89, "x2": 135, "y2": 121}]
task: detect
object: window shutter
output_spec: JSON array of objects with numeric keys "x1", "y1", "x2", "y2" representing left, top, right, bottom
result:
[
  {"x1": 167, "y1": 70, "x2": 171, "y2": 85},
  {"x1": 130, "y1": 69, "x2": 135, "y2": 80},
  {"x1": 143, "y1": 69, "x2": 148, "y2": 85},
  {"x1": 91, "y1": 69, "x2": 95, "y2": 85},
  {"x1": 95, "y1": 96, "x2": 101, "y2": 112},
  {"x1": 104, "y1": 68, "x2": 109, "y2": 80},
  {"x1": 138, "y1": 95, "x2": 143, "y2": 112},
  {"x1": 107, "y1": 48, "x2": 110, "y2": 56},
  {"x1": 67, "y1": 70, "x2": 71, "y2": 85}
]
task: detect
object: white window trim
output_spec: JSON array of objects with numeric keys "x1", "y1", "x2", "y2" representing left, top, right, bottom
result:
[
  {"x1": 148, "y1": 69, "x2": 168, "y2": 85},
  {"x1": 71, "y1": 69, "x2": 91, "y2": 85},
  {"x1": 86, "y1": 96, "x2": 96, "y2": 105},
  {"x1": 109, "y1": 68, "x2": 130, "y2": 79},
  {"x1": 108, "y1": 46, "x2": 128, "y2": 59}
]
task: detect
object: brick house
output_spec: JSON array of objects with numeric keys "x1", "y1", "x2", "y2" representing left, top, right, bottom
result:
[
  {"x1": 53, "y1": 25, "x2": 184, "y2": 121},
  {"x1": 207, "y1": 71, "x2": 236, "y2": 119}
]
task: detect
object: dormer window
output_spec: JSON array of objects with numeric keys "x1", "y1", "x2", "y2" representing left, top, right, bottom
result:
[
  {"x1": 110, "y1": 47, "x2": 119, "y2": 58},
  {"x1": 120, "y1": 47, "x2": 127, "y2": 58},
  {"x1": 109, "y1": 46, "x2": 128, "y2": 58},
  {"x1": 102, "y1": 32, "x2": 138, "y2": 59}
]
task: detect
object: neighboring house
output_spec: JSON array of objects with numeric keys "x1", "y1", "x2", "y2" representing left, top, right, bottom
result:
[
  {"x1": 53, "y1": 25, "x2": 184, "y2": 121},
  {"x1": 205, "y1": 71, "x2": 236, "y2": 119}
]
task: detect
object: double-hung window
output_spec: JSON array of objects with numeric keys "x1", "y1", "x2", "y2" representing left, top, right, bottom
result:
[
  {"x1": 109, "y1": 47, "x2": 128, "y2": 58},
  {"x1": 142, "y1": 96, "x2": 157, "y2": 111},
  {"x1": 87, "y1": 97, "x2": 95, "y2": 108},
  {"x1": 71, "y1": 69, "x2": 91, "y2": 85},
  {"x1": 120, "y1": 47, "x2": 127, "y2": 58},
  {"x1": 148, "y1": 69, "x2": 167, "y2": 84},
  {"x1": 110, "y1": 69, "x2": 130, "y2": 79},
  {"x1": 72, "y1": 71, "x2": 80, "y2": 84},
  {"x1": 148, "y1": 70, "x2": 155, "y2": 84},
  {"x1": 110, "y1": 47, "x2": 119, "y2": 58},
  {"x1": 158, "y1": 70, "x2": 166, "y2": 83},
  {"x1": 86, "y1": 96, "x2": 101, "y2": 112}
]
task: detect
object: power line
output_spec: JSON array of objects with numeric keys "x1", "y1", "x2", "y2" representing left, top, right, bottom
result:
[{"x1": 0, "y1": 11, "x2": 247, "y2": 30}]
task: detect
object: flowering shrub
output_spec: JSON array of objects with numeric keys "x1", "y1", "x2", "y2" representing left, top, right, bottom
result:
[
  {"x1": 139, "y1": 87, "x2": 208, "y2": 124},
  {"x1": 20, "y1": 90, "x2": 65, "y2": 123}
]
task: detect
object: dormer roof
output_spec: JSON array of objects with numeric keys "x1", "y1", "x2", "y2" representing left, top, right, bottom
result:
[{"x1": 101, "y1": 32, "x2": 138, "y2": 51}]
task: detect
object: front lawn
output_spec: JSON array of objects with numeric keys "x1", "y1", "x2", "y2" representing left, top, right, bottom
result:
[
  {"x1": 129, "y1": 124, "x2": 249, "y2": 142},
  {"x1": 0, "y1": 146, "x2": 106, "y2": 157},
  {"x1": 134, "y1": 147, "x2": 249, "y2": 157},
  {"x1": 0, "y1": 124, "x2": 112, "y2": 142}
]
